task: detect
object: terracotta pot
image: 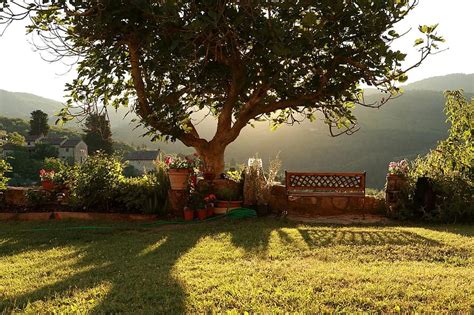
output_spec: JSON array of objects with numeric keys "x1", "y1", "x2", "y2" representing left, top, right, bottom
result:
[
  {"x1": 206, "y1": 206, "x2": 214, "y2": 217},
  {"x1": 197, "y1": 208, "x2": 207, "y2": 220},
  {"x1": 168, "y1": 169, "x2": 192, "y2": 190},
  {"x1": 183, "y1": 208, "x2": 194, "y2": 221},
  {"x1": 41, "y1": 180, "x2": 55, "y2": 191}
]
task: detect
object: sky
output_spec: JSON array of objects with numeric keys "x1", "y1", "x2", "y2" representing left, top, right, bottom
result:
[{"x1": 0, "y1": 0, "x2": 473, "y2": 102}]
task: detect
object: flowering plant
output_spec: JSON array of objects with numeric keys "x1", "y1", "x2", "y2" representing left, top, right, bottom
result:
[
  {"x1": 388, "y1": 159, "x2": 409, "y2": 176},
  {"x1": 164, "y1": 153, "x2": 201, "y2": 170},
  {"x1": 204, "y1": 194, "x2": 216, "y2": 205},
  {"x1": 39, "y1": 169, "x2": 55, "y2": 181}
]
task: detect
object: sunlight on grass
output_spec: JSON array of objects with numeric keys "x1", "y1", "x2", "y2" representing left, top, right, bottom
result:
[
  {"x1": 138, "y1": 237, "x2": 168, "y2": 257},
  {"x1": 0, "y1": 219, "x2": 472, "y2": 313}
]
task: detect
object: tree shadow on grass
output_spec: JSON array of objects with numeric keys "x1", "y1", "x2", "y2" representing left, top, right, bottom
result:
[
  {"x1": 0, "y1": 224, "x2": 202, "y2": 313},
  {"x1": 0, "y1": 219, "x2": 470, "y2": 312},
  {"x1": 0, "y1": 219, "x2": 276, "y2": 313}
]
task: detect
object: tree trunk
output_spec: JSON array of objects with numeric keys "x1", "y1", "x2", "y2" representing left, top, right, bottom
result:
[{"x1": 196, "y1": 144, "x2": 226, "y2": 176}]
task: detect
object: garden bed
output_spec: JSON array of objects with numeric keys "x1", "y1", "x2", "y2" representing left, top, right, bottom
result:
[{"x1": 0, "y1": 211, "x2": 160, "y2": 221}]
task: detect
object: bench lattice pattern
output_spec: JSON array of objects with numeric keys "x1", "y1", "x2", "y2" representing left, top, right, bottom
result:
[{"x1": 288, "y1": 174, "x2": 363, "y2": 189}]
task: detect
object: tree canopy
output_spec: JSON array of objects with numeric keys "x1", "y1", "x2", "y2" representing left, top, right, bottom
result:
[
  {"x1": 0, "y1": 0, "x2": 444, "y2": 173},
  {"x1": 83, "y1": 113, "x2": 114, "y2": 155},
  {"x1": 29, "y1": 110, "x2": 49, "y2": 136}
]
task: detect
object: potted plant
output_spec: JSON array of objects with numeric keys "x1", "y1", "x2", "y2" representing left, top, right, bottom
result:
[
  {"x1": 39, "y1": 169, "x2": 55, "y2": 191},
  {"x1": 189, "y1": 192, "x2": 207, "y2": 220},
  {"x1": 164, "y1": 154, "x2": 200, "y2": 190},
  {"x1": 183, "y1": 206, "x2": 194, "y2": 221},
  {"x1": 386, "y1": 159, "x2": 409, "y2": 190},
  {"x1": 214, "y1": 187, "x2": 243, "y2": 214},
  {"x1": 204, "y1": 193, "x2": 216, "y2": 217}
]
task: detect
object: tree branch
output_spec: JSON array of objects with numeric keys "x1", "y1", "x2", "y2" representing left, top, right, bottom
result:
[{"x1": 127, "y1": 37, "x2": 205, "y2": 148}]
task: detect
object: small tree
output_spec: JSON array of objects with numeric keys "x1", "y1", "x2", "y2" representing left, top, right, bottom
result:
[
  {"x1": 83, "y1": 113, "x2": 114, "y2": 155},
  {"x1": 1, "y1": 1, "x2": 444, "y2": 175},
  {"x1": 29, "y1": 110, "x2": 49, "y2": 136}
]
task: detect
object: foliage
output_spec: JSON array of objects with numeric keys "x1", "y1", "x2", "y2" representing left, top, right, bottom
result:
[
  {"x1": 5, "y1": 132, "x2": 25, "y2": 146},
  {"x1": 117, "y1": 171, "x2": 169, "y2": 215},
  {"x1": 25, "y1": 189, "x2": 52, "y2": 208},
  {"x1": 29, "y1": 110, "x2": 49, "y2": 136},
  {"x1": 6, "y1": 147, "x2": 43, "y2": 185},
  {"x1": 406, "y1": 90, "x2": 473, "y2": 222},
  {"x1": 0, "y1": 220, "x2": 473, "y2": 313},
  {"x1": 188, "y1": 192, "x2": 206, "y2": 210},
  {"x1": 0, "y1": 159, "x2": 11, "y2": 190},
  {"x1": 68, "y1": 152, "x2": 124, "y2": 210},
  {"x1": 30, "y1": 143, "x2": 58, "y2": 160},
  {"x1": 215, "y1": 187, "x2": 241, "y2": 201},
  {"x1": 83, "y1": 113, "x2": 114, "y2": 155},
  {"x1": 388, "y1": 159, "x2": 409, "y2": 176},
  {"x1": 67, "y1": 152, "x2": 170, "y2": 213},
  {"x1": 226, "y1": 169, "x2": 243, "y2": 183},
  {"x1": 43, "y1": 157, "x2": 70, "y2": 187},
  {"x1": 0, "y1": 1, "x2": 444, "y2": 175}
]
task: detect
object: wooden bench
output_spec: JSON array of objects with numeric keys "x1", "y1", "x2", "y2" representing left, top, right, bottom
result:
[{"x1": 285, "y1": 171, "x2": 366, "y2": 199}]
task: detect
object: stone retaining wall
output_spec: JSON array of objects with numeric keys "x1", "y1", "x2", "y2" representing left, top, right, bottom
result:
[{"x1": 269, "y1": 185, "x2": 384, "y2": 217}]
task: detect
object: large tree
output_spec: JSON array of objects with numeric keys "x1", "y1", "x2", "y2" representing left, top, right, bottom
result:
[
  {"x1": 0, "y1": 1, "x2": 444, "y2": 175},
  {"x1": 29, "y1": 110, "x2": 49, "y2": 136},
  {"x1": 83, "y1": 113, "x2": 114, "y2": 155}
]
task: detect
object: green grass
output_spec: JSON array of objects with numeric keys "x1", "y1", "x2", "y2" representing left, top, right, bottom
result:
[{"x1": 0, "y1": 218, "x2": 473, "y2": 313}]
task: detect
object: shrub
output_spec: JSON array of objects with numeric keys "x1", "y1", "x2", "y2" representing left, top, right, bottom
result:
[
  {"x1": 25, "y1": 189, "x2": 53, "y2": 208},
  {"x1": 68, "y1": 152, "x2": 124, "y2": 210},
  {"x1": 117, "y1": 169, "x2": 170, "y2": 214},
  {"x1": 404, "y1": 91, "x2": 473, "y2": 222},
  {"x1": 0, "y1": 159, "x2": 12, "y2": 190},
  {"x1": 42, "y1": 158, "x2": 71, "y2": 187},
  {"x1": 68, "y1": 153, "x2": 171, "y2": 214}
]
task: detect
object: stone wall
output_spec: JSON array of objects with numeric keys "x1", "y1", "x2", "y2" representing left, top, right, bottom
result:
[
  {"x1": 2, "y1": 187, "x2": 29, "y2": 206},
  {"x1": 269, "y1": 185, "x2": 385, "y2": 217}
]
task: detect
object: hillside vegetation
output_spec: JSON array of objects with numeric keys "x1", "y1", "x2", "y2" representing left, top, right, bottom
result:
[{"x1": 1, "y1": 74, "x2": 472, "y2": 188}]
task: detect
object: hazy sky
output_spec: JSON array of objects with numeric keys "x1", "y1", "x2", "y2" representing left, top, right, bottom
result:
[{"x1": 0, "y1": 0, "x2": 473, "y2": 102}]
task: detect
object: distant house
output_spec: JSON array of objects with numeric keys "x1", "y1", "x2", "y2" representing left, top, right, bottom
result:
[
  {"x1": 42, "y1": 137, "x2": 67, "y2": 149},
  {"x1": 1, "y1": 135, "x2": 88, "y2": 164},
  {"x1": 58, "y1": 139, "x2": 88, "y2": 164},
  {"x1": 25, "y1": 134, "x2": 44, "y2": 150},
  {"x1": 124, "y1": 150, "x2": 160, "y2": 174}
]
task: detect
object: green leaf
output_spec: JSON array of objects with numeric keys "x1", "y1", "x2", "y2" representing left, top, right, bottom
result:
[{"x1": 414, "y1": 38, "x2": 424, "y2": 46}]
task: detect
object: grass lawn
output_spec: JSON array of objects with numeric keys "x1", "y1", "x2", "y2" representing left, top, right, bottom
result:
[{"x1": 0, "y1": 218, "x2": 473, "y2": 313}]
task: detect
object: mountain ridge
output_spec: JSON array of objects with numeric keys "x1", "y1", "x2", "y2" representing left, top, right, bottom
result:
[{"x1": 1, "y1": 73, "x2": 472, "y2": 188}]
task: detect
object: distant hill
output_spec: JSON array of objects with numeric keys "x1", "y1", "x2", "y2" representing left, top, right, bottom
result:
[
  {"x1": 0, "y1": 116, "x2": 80, "y2": 139},
  {"x1": 404, "y1": 73, "x2": 474, "y2": 93},
  {"x1": 0, "y1": 89, "x2": 63, "y2": 121},
  {"x1": 1, "y1": 73, "x2": 472, "y2": 188}
]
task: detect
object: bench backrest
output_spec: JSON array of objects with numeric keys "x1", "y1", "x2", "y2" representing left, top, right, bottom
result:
[{"x1": 285, "y1": 171, "x2": 366, "y2": 194}]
